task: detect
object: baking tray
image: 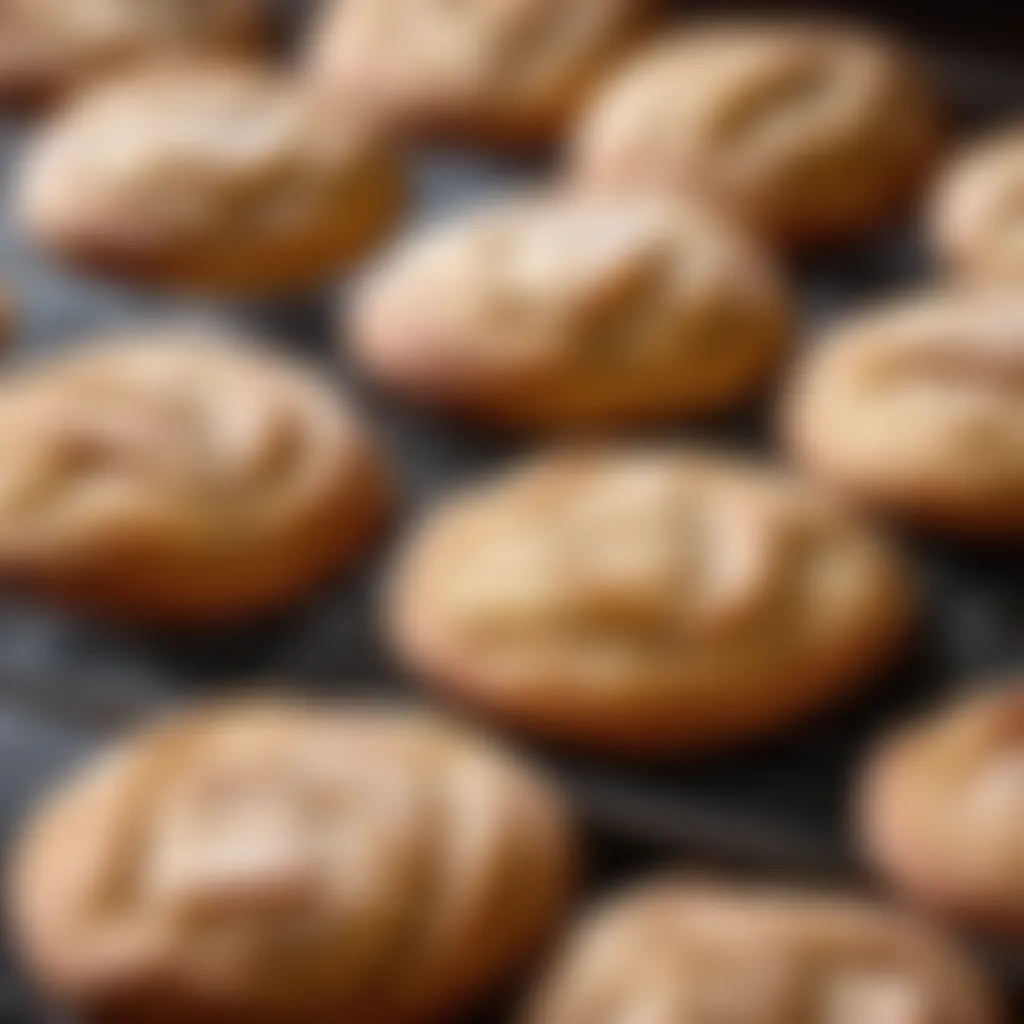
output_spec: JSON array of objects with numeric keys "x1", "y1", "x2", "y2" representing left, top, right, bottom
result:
[{"x1": 1, "y1": 8, "x2": 1024, "y2": 1020}]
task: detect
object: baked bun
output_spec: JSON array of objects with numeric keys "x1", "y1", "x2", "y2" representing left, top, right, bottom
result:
[
  {"x1": 931, "y1": 126, "x2": 1024, "y2": 284},
  {"x1": 307, "y1": 0, "x2": 654, "y2": 147},
  {"x1": 861, "y1": 683, "x2": 1024, "y2": 938},
  {"x1": 352, "y1": 192, "x2": 790, "y2": 429},
  {"x1": 388, "y1": 447, "x2": 912, "y2": 755},
  {"x1": 19, "y1": 63, "x2": 403, "y2": 294},
  {"x1": 0, "y1": 330, "x2": 388, "y2": 625},
  {"x1": 526, "y1": 878, "x2": 999, "y2": 1023},
  {"x1": 0, "y1": 0, "x2": 267, "y2": 105},
  {"x1": 784, "y1": 291, "x2": 1024, "y2": 536},
  {"x1": 11, "y1": 698, "x2": 575, "y2": 1023},
  {"x1": 573, "y1": 22, "x2": 941, "y2": 247}
]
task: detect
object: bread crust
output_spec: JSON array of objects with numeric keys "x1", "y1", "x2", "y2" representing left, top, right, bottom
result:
[
  {"x1": 783, "y1": 291, "x2": 1024, "y2": 537},
  {"x1": 572, "y1": 21, "x2": 943, "y2": 248},
  {"x1": 306, "y1": 0, "x2": 656, "y2": 148},
  {"x1": 388, "y1": 447, "x2": 913, "y2": 756},
  {"x1": 0, "y1": 330, "x2": 390, "y2": 626},
  {"x1": 0, "y1": 0, "x2": 268, "y2": 107},
  {"x1": 18, "y1": 63, "x2": 403, "y2": 294},
  {"x1": 351, "y1": 192, "x2": 791, "y2": 430},
  {"x1": 10, "y1": 699, "x2": 576, "y2": 1023},
  {"x1": 930, "y1": 125, "x2": 1024, "y2": 285},
  {"x1": 860, "y1": 683, "x2": 1024, "y2": 940},
  {"x1": 524, "y1": 878, "x2": 1001, "y2": 1024}
]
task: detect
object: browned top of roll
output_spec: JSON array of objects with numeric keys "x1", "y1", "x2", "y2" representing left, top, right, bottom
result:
[
  {"x1": 11, "y1": 699, "x2": 575, "y2": 1022},
  {"x1": 526, "y1": 879, "x2": 1000, "y2": 1024}
]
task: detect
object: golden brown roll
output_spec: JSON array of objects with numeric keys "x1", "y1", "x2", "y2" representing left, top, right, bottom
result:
[
  {"x1": 351, "y1": 192, "x2": 791, "y2": 429},
  {"x1": 525, "y1": 878, "x2": 1000, "y2": 1023},
  {"x1": 783, "y1": 292, "x2": 1024, "y2": 536},
  {"x1": 387, "y1": 447, "x2": 913, "y2": 756},
  {"x1": 931, "y1": 126, "x2": 1024, "y2": 284},
  {"x1": 0, "y1": 0, "x2": 267, "y2": 105},
  {"x1": 18, "y1": 63, "x2": 403, "y2": 294},
  {"x1": 10, "y1": 698, "x2": 575, "y2": 1023},
  {"x1": 860, "y1": 684, "x2": 1024, "y2": 938},
  {"x1": 0, "y1": 330, "x2": 388, "y2": 625},
  {"x1": 306, "y1": 0, "x2": 654, "y2": 147},
  {"x1": 572, "y1": 22, "x2": 941, "y2": 247}
]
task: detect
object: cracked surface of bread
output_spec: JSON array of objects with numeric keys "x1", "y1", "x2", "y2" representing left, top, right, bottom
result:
[
  {"x1": 0, "y1": 331, "x2": 389, "y2": 624},
  {"x1": 784, "y1": 292, "x2": 1024, "y2": 535},
  {"x1": 861, "y1": 684, "x2": 1024, "y2": 938},
  {"x1": 573, "y1": 22, "x2": 941, "y2": 246},
  {"x1": 353, "y1": 193, "x2": 790, "y2": 429},
  {"x1": 11, "y1": 699, "x2": 575, "y2": 1022},
  {"x1": 19, "y1": 63, "x2": 403, "y2": 293},
  {"x1": 308, "y1": 0, "x2": 654, "y2": 146},
  {"x1": 525, "y1": 879, "x2": 1000, "y2": 1024},
  {"x1": 389, "y1": 448, "x2": 912, "y2": 755},
  {"x1": 931, "y1": 127, "x2": 1024, "y2": 284},
  {"x1": 0, "y1": 0, "x2": 267, "y2": 104}
]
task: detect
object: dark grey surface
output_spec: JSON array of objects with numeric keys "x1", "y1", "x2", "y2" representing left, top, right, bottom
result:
[{"x1": 0, "y1": 20, "x2": 1023, "y2": 1024}]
